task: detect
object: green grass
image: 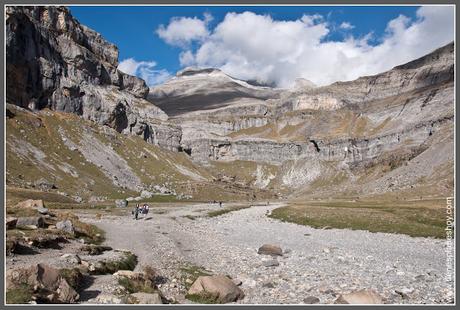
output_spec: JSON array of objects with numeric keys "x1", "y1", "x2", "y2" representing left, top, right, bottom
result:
[
  {"x1": 90, "y1": 251, "x2": 138, "y2": 275},
  {"x1": 118, "y1": 277, "x2": 157, "y2": 294},
  {"x1": 180, "y1": 264, "x2": 212, "y2": 290},
  {"x1": 269, "y1": 199, "x2": 449, "y2": 238},
  {"x1": 6, "y1": 284, "x2": 34, "y2": 304},
  {"x1": 185, "y1": 292, "x2": 221, "y2": 304},
  {"x1": 59, "y1": 268, "x2": 83, "y2": 290},
  {"x1": 207, "y1": 205, "x2": 251, "y2": 218}
]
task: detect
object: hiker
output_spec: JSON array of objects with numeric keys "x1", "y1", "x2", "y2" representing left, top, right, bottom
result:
[
  {"x1": 144, "y1": 204, "x2": 149, "y2": 215},
  {"x1": 133, "y1": 204, "x2": 139, "y2": 220},
  {"x1": 219, "y1": 201, "x2": 223, "y2": 208}
]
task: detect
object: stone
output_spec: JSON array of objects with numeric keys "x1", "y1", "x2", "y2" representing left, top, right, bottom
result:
[
  {"x1": 188, "y1": 275, "x2": 245, "y2": 303},
  {"x1": 335, "y1": 289, "x2": 384, "y2": 304},
  {"x1": 7, "y1": 263, "x2": 79, "y2": 302},
  {"x1": 303, "y1": 296, "x2": 320, "y2": 304},
  {"x1": 37, "y1": 206, "x2": 49, "y2": 215},
  {"x1": 16, "y1": 216, "x2": 45, "y2": 228},
  {"x1": 258, "y1": 244, "x2": 283, "y2": 256},
  {"x1": 233, "y1": 279, "x2": 243, "y2": 286},
  {"x1": 140, "y1": 190, "x2": 153, "y2": 198},
  {"x1": 22, "y1": 225, "x2": 38, "y2": 230},
  {"x1": 56, "y1": 277, "x2": 79, "y2": 303},
  {"x1": 56, "y1": 220, "x2": 74, "y2": 234},
  {"x1": 130, "y1": 292, "x2": 162, "y2": 304},
  {"x1": 15, "y1": 199, "x2": 44, "y2": 209},
  {"x1": 96, "y1": 294, "x2": 123, "y2": 304},
  {"x1": 113, "y1": 270, "x2": 145, "y2": 280},
  {"x1": 34, "y1": 178, "x2": 56, "y2": 190},
  {"x1": 115, "y1": 199, "x2": 128, "y2": 208},
  {"x1": 263, "y1": 259, "x2": 279, "y2": 267},
  {"x1": 61, "y1": 253, "x2": 81, "y2": 264},
  {"x1": 6, "y1": 216, "x2": 18, "y2": 229}
]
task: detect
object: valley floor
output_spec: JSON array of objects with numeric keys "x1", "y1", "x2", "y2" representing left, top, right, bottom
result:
[{"x1": 66, "y1": 202, "x2": 453, "y2": 304}]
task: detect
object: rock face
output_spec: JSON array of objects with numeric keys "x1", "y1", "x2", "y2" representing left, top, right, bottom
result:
[
  {"x1": 188, "y1": 275, "x2": 245, "y2": 303},
  {"x1": 5, "y1": 4, "x2": 454, "y2": 200},
  {"x1": 5, "y1": 6, "x2": 180, "y2": 151}
]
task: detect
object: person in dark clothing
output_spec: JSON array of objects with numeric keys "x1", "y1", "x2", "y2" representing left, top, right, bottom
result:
[
  {"x1": 134, "y1": 204, "x2": 139, "y2": 220},
  {"x1": 219, "y1": 201, "x2": 223, "y2": 208}
]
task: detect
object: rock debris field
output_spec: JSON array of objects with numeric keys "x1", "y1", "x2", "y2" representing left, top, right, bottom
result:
[{"x1": 76, "y1": 203, "x2": 453, "y2": 304}]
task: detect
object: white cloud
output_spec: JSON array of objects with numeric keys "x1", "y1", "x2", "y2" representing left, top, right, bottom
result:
[
  {"x1": 339, "y1": 21, "x2": 354, "y2": 30},
  {"x1": 179, "y1": 50, "x2": 195, "y2": 67},
  {"x1": 158, "y1": 6, "x2": 454, "y2": 87},
  {"x1": 118, "y1": 58, "x2": 171, "y2": 86},
  {"x1": 156, "y1": 14, "x2": 211, "y2": 47}
]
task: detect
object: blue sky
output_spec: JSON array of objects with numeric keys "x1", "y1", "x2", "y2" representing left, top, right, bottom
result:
[{"x1": 69, "y1": 6, "x2": 454, "y2": 87}]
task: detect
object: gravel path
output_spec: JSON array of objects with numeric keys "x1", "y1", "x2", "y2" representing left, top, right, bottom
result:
[{"x1": 79, "y1": 202, "x2": 454, "y2": 304}]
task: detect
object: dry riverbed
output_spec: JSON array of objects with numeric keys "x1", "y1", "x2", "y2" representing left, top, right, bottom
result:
[{"x1": 70, "y1": 202, "x2": 454, "y2": 304}]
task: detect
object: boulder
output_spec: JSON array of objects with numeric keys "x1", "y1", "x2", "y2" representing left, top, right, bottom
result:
[
  {"x1": 115, "y1": 199, "x2": 128, "y2": 208},
  {"x1": 15, "y1": 199, "x2": 44, "y2": 209},
  {"x1": 7, "y1": 264, "x2": 66, "y2": 294},
  {"x1": 16, "y1": 216, "x2": 44, "y2": 228},
  {"x1": 257, "y1": 244, "x2": 282, "y2": 256},
  {"x1": 140, "y1": 190, "x2": 153, "y2": 198},
  {"x1": 96, "y1": 294, "x2": 123, "y2": 304},
  {"x1": 303, "y1": 296, "x2": 320, "y2": 304},
  {"x1": 188, "y1": 275, "x2": 244, "y2": 303},
  {"x1": 34, "y1": 178, "x2": 56, "y2": 190},
  {"x1": 335, "y1": 289, "x2": 384, "y2": 304},
  {"x1": 130, "y1": 292, "x2": 162, "y2": 304},
  {"x1": 6, "y1": 216, "x2": 18, "y2": 229},
  {"x1": 37, "y1": 207, "x2": 49, "y2": 215},
  {"x1": 56, "y1": 220, "x2": 74, "y2": 234},
  {"x1": 56, "y1": 277, "x2": 80, "y2": 303}
]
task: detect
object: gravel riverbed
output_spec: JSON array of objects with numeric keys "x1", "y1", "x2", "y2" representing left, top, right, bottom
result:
[{"x1": 79, "y1": 202, "x2": 454, "y2": 304}]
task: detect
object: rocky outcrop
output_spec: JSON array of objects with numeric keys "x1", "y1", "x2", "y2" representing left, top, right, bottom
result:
[
  {"x1": 277, "y1": 42, "x2": 454, "y2": 113},
  {"x1": 5, "y1": 6, "x2": 174, "y2": 150},
  {"x1": 185, "y1": 113, "x2": 452, "y2": 166}
]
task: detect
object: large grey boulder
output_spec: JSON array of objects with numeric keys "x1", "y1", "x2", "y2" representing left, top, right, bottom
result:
[{"x1": 16, "y1": 216, "x2": 45, "y2": 228}]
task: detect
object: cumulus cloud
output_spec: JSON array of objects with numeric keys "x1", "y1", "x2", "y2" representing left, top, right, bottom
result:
[
  {"x1": 339, "y1": 21, "x2": 354, "y2": 30},
  {"x1": 156, "y1": 13, "x2": 211, "y2": 47},
  {"x1": 157, "y1": 6, "x2": 454, "y2": 87},
  {"x1": 118, "y1": 58, "x2": 171, "y2": 86}
]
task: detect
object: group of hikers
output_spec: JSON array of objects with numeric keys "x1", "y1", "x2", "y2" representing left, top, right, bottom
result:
[{"x1": 132, "y1": 203, "x2": 150, "y2": 220}]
